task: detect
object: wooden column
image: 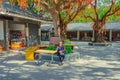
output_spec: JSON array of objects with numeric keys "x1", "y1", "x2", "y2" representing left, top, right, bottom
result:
[
  {"x1": 38, "y1": 22, "x2": 41, "y2": 44},
  {"x1": 25, "y1": 23, "x2": 29, "y2": 47},
  {"x1": 109, "y1": 30, "x2": 112, "y2": 41},
  {"x1": 4, "y1": 20, "x2": 9, "y2": 50},
  {"x1": 77, "y1": 31, "x2": 79, "y2": 40},
  {"x1": 92, "y1": 30, "x2": 95, "y2": 41},
  {"x1": 48, "y1": 31, "x2": 50, "y2": 40}
]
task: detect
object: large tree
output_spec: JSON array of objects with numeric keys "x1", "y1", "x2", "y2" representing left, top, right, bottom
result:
[
  {"x1": 7, "y1": 0, "x2": 92, "y2": 38},
  {"x1": 79, "y1": 0, "x2": 120, "y2": 42},
  {"x1": 37, "y1": 0, "x2": 92, "y2": 38}
]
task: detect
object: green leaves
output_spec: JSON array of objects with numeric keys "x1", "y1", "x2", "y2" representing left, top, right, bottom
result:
[
  {"x1": 28, "y1": 0, "x2": 34, "y2": 9},
  {"x1": 45, "y1": 45, "x2": 56, "y2": 50},
  {"x1": 98, "y1": 6, "x2": 108, "y2": 19},
  {"x1": 73, "y1": 0, "x2": 120, "y2": 22},
  {"x1": 115, "y1": 0, "x2": 120, "y2": 7},
  {"x1": 64, "y1": 45, "x2": 72, "y2": 54},
  {"x1": 60, "y1": 11, "x2": 66, "y2": 18}
]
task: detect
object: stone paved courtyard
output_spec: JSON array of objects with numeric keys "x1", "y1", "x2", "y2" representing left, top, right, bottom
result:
[{"x1": 0, "y1": 42, "x2": 120, "y2": 80}]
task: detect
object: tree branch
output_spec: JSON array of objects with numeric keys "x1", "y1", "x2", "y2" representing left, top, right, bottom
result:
[
  {"x1": 106, "y1": 7, "x2": 120, "y2": 17},
  {"x1": 64, "y1": 1, "x2": 87, "y2": 24},
  {"x1": 57, "y1": 0, "x2": 65, "y2": 10},
  {"x1": 101, "y1": 0, "x2": 114, "y2": 21},
  {"x1": 94, "y1": 0, "x2": 99, "y2": 20},
  {"x1": 85, "y1": 15, "x2": 95, "y2": 22},
  {"x1": 40, "y1": 0, "x2": 49, "y2": 10}
]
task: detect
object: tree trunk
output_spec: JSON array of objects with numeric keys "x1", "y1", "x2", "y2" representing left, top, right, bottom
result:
[
  {"x1": 93, "y1": 22, "x2": 102, "y2": 42},
  {"x1": 93, "y1": 22, "x2": 106, "y2": 43},
  {"x1": 94, "y1": 30, "x2": 101, "y2": 42},
  {"x1": 53, "y1": 19, "x2": 59, "y2": 37},
  {"x1": 49, "y1": 9, "x2": 60, "y2": 37},
  {"x1": 60, "y1": 22, "x2": 67, "y2": 39}
]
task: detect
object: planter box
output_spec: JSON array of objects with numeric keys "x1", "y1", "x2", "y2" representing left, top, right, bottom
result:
[
  {"x1": 88, "y1": 42, "x2": 112, "y2": 46},
  {"x1": 25, "y1": 47, "x2": 38, "y2": 60}
]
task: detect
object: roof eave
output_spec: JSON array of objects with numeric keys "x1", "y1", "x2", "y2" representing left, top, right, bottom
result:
[{"x1": 0, "y1": 8, "x2": 53, "y2": 24}]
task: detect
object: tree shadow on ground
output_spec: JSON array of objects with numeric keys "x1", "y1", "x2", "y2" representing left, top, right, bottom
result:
[{"x1": 0, "y1": 42, "x2": 120, "y2": 80}]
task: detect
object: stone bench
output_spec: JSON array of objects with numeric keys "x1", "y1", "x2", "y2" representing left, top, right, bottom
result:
[{"x1": 35, "y1": 51, "x2": 80, "y2": 64}]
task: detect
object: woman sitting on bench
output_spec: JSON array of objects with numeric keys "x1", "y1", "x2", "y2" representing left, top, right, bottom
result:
[{"x1": 56, "y1": 42, "x2": 65, "y2": 65}]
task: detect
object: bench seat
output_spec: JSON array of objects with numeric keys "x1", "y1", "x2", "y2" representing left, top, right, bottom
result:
[{"x1": 35, "y1": 51, "x2": 80, "y2": 64}]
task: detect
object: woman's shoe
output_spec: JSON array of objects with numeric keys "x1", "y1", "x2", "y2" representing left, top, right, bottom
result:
[
  {"x1": 59, "y1": 62, "x2": 64, "y2": 65},
  {"x1": 61, "y1": 62, "x2": 64, "y2": 65}
]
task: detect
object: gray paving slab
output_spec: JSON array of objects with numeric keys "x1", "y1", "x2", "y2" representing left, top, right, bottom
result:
[{"x1": 0, "y1": 42, "x2": 120, "y2": 80}]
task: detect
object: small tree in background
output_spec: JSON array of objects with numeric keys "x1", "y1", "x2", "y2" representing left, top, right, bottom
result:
[{"x1": 79, "y1": 0, "x2": 120, "y2": 43}]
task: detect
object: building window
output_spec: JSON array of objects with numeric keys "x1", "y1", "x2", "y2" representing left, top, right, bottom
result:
[
  {"x1": 112, "y1": 31, "x2": 120, "y2": 41},
  {"x1": 41, "y1": 31, "x2": 49, "y2": 41},
  {"x1": 67, "y1": 31, "x2": 77, "y2": 40},
  {"x1": 80, "y1": 31, "x2": 92, "y2": 41}
]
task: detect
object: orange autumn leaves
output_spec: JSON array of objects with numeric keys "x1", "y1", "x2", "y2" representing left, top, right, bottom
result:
[
  {"x1": 17, "y1": 0, "x2": 41, "y2": 13},
  {"x1": 17, "y1": 0, "x2": 28, "y2": 9}
]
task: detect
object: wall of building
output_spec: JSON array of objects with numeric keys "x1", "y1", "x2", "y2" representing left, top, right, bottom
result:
[
  {"x1": 0, "y1": 21, "x2": 4, "y2": 40},
  {"x1": 9, "y1": 24, "x2": 25, "y2": 30},
  {"x1": 28, "y1": 23, "x2": 39, "y2": 46},
  {"x1": 0, "y1": 20, "x2": 4, "y2": 48}
]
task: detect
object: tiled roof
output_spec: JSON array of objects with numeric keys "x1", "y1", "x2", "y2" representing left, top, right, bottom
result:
[
  {"x1": 67, "y1": 22, "x2": 120, "y2": 31},
  {"x1": 2, "y1": 3, "x2": 37, "y2": 18},
  {"x1": 105, "y1": 22, "x2": 120, "y2": 30},
  {"x1": 41, "y1": 24, "x2": 53, "y2": 31},
  {"x1": 0, "y1": 2, "x2": 52, "y2": 23},
  {"x1": 67, "y1": 23, "x2": 92, "y2": 31},
  {"x1": 41, "y1": 22, "x2": 120, "y2": 31}
]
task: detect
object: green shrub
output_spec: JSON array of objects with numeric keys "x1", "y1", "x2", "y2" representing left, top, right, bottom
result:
[
  {"x1": 64, "y1": 45, "x2": 72, "y2": 54},
  {"x1": 44, "y1": 45, "x2": 73, "y2": 55},
  {"x1": 64, "y1": 39, "x2": 70, "y2": 43},
  {"x1": 44, "y1": 45, "x2": 56, "y2": 50}
]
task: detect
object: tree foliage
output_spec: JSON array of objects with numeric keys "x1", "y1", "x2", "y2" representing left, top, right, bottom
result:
[
  {"x1": 74, "y1": 0, "x2": 120, "y2": 23},
  {"x1": 75, "y1": 0, "x2": 120, "y2": 42},
  {"x1": 6, "y1": 0, "x2": 92, "y2": 37}
]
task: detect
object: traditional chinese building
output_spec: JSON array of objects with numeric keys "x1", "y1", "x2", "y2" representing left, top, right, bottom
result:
[
  {"x1": 41, "y1": 22, "x2": 120, "y2": 42},
  {"x1": 67, "y1": 22, "x2": 120, "y2": 41},
  {"x1": 0, "y1": 2, "x2": 52, "y2": 50}
]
